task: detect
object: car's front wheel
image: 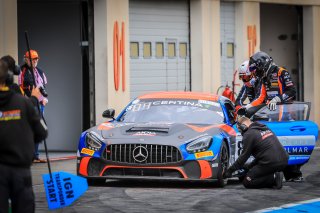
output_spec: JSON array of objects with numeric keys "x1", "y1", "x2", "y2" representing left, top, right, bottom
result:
[{"x1": 216, "y1": 142, "x2": 229, "y2": 187}]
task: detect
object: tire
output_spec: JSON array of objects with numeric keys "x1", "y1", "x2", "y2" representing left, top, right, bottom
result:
[{"x1": 216, "y1": 142, "x2": 229, "y2": 187}]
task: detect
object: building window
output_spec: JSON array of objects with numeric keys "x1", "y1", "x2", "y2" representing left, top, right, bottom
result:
[
  {"x1": 168, "y1": 42, "x2": 176, "y2": 58},
  {"x1": 143, "y1": 42, "x2": 152, "y2": 58},
  {"x1": 179, "y1": 43, "x2": 187, "y2": 58},
  {"x1": 226, "y1": 43, "x2": 234, "y2": 58},
  {"x1": 156, "y1": 42, "x2": 164, "y2": 58},
  {"x1": 130, "y1": 42, "x2": 139, "y2": 58}
]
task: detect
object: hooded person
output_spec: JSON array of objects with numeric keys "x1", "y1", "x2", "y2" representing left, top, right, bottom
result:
[
  {"x1": 223, "y1": 108, "x2": 288, "y2": 189},
  {"x1": 0, "y1": 58, "x2": 48, "y2": 213}
]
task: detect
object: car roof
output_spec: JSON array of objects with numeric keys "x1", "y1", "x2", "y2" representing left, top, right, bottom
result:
[{"x1": 138, "y1": 91, "x2": 220, "y2": 102}]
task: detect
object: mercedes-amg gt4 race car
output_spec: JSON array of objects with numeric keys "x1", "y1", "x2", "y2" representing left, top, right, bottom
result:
[{"x1": 77, "y1": 92, "x2": 318, "y2": 187}]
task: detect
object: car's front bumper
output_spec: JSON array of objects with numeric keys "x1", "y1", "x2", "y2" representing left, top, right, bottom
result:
[{"x1": 77, "y1": 156, "x2": 221, "y2": 180}]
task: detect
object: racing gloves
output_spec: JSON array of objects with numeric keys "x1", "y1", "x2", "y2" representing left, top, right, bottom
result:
[{"x1": 268, "y1": 96, "x2": 281, "y2": 111}]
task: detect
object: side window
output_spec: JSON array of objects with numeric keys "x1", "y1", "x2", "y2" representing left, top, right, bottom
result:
[
  {"x1": 179, "y1": 43, "x2": 187, "y2": 58},
  {"x1": 143, "y1": 42, "x2": 152, "y2": 58},
  {"x1": 156, "y1": 42, "x2": 164, "y2": 58},
  {"x1": 130, "y1": 42, "x2": 139, "y2": 58},
  {"x1": 168, "y1": 42, "x2": 176, "y2": 58},
  {"x1": 225, "y1": 102, "x2": 235, "y2": 124}
]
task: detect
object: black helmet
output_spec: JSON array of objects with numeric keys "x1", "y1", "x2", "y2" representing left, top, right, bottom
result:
[{"x1": 249, "y1": 51, "x2": 273, "y2": 78}]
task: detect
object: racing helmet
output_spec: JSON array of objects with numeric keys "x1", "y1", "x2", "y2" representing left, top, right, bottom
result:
[
  {"x1": 238, "y1": 60, "x2": 253, "y2": 83},
  {"x1": 249, "y1": 51, "x2": 273, "y2": 78}
]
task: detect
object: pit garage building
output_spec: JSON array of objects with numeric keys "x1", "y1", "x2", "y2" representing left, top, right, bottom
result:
[{"x1": 0, "y1": 0, "x2": 319, "y2": 151}]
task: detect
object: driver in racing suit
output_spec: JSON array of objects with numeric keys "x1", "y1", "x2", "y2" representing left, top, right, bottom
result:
[
  {"x1": 245, "y1": 51, "x2": 303, "y2": 182},
  {"x1": 245, "y1": 51, "x2": 296, "y2": 112},
  {"x1": 235, "y1": 60, "x2": 257, "y2": 110}
]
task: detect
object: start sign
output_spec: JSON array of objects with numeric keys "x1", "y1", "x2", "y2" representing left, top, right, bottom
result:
[{"x1": 42, "y1": 171, "x2": 88, "y2": 210}]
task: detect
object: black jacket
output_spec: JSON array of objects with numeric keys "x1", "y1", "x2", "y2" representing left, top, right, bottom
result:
[
  {"x1": 20, "y1": 64, "x2": 46, "y2": 97},
  {"x1": 229, "y1": 122, "x2": 288, "y2": 172},
  {"x1": 0, "y1": 88, "x2": 48, "y2": 168}
]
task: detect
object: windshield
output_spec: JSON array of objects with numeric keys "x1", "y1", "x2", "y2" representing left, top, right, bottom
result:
[
  {"x1": 252, "y1": 102, "x2": 310, "y2": 122},
  {"x1": 119, "y1": 99, "x2": 224, "y2": 124}
]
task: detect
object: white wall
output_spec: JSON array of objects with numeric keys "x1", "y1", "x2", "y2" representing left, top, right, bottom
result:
[
  {"x1": 303, "y1": 6, "x2": 320, "y2": 125},
  {"x1": 190, "y1": 0, "x2": 221, "y2": 93},
  {"x1": 94, "y1": 0, "x2": 130, "y2": 124},
  {"x1": 0, "y1": 0, "x2": 18, "y2": 59}
]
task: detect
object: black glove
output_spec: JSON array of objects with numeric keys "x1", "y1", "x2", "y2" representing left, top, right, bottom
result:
[{"x1": 223, "y1": 169, "x2": 232, "y2": 179}]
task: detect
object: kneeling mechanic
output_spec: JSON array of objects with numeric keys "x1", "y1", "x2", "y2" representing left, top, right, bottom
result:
[{"x1": 223, "y1": 108, "x2": 288, "y2": 189}]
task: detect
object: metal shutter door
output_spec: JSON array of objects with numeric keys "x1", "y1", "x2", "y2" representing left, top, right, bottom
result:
[
  {"x1": 129, "y1": 0, "x2": 190, "y2": 99},
  {"x1": 220, "y1": 2, "x2": 235, "y2": 87}
]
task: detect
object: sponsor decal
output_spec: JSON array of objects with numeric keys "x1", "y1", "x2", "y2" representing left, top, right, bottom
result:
[
  {"x1": 260, "y1": 130, "x2": 273, "y2": 140},
  {"x1": 284, "y1": 146, "x2": 313, "y2": 155},
  {"x1": 278, "y1": 136, "x2": 316, "y2": 146},
  {"x1": 80, "y1": 148, "x2": 94, "y2": 156},
  {"x1": 133, "y1": 131, "x2": 156, "y2": 136},
  {"x1": 127, "y1": 99, "x2": 221, "y2": 112},
  {"x1": 211, "y1": 163, "x2": 219, "y2": 168},
  {"x1": 0, "y1": 109, "x2": 21, "y2": 121},
  {"x1": 195, "y1": 150, "x2": 214, "y2": 159},
  {"x1": 198, "y1": 100, "x2": 220, "y2": 107}
]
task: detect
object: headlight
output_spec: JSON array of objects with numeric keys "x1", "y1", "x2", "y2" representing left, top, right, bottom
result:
[
  {"x1": 86, "y1": 132, "x2": 102, "y2": 151},
  {"x1": 186, "y1": 136, "x2": 212, "y2": 153}
]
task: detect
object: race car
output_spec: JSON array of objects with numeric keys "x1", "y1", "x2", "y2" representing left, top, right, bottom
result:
[{"x1": 77, "y1": 91, "x2": 318, "y2": 187}]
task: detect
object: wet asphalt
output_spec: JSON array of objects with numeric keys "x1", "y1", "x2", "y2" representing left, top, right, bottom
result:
[{"x1": 31, "y1": 149, "x2": 320, "y2": 213}]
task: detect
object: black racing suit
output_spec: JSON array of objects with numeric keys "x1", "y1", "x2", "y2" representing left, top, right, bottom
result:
[
  {"x1": 0, "y1": 87, "x2": 48, "y2": 213},
  {"x1": 227, "y1": 122, "x2": 288, "y2": 189},
  {"x1": 249, "y1": 65, "x2": 296, "y2": 107}
]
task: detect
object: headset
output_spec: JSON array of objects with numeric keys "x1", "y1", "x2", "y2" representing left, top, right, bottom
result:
[
  {"x1": 237, "y1": 122, "x2": 248, "y2": 134},
  {"x1": 236, "y1": 107, "x2": 249, "y2": 134},
  {"x1": 5, "y1": 65, "x2": 20, "y2": 86}
]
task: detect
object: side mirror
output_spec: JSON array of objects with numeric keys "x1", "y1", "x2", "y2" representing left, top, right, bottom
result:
[{"x1": 102, "y1": 108, "x2": 115, "y2": 119}]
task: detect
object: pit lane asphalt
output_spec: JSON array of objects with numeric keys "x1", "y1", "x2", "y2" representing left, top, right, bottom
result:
[{"x1": 32, "y1": 148, "x2": 320, "y2": 213}]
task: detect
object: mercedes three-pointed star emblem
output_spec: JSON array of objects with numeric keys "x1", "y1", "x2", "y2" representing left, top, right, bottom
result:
[{"x1": 132, "y1": 146, "x2": 148, "y2": 163}]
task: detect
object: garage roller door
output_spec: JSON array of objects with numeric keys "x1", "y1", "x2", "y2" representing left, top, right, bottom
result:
[
  {"x1": 220, "y1": 2, "x2": 235, "y2": 87},
  {"x1": 129, "y1": 0, "x2": 190, "y2": 99}
]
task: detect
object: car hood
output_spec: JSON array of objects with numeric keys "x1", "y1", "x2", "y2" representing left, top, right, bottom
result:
[{"x1": 93, "y1": 122, "x2": 226, "y2": 146}]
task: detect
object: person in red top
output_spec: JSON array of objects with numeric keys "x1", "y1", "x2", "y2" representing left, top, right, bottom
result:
[{"x1": 245, "y1": 51, "x2": 296, "y2": 110}]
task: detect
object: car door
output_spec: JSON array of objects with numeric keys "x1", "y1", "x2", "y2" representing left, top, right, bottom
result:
[{"x1": 252, "y1": 102, "x2": 318, "y2": 165}]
